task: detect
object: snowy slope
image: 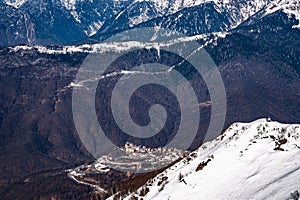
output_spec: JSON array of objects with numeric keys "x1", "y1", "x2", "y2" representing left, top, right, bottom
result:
[
  {"x1": 100, "y1": 0, "x2": 273, "y2": 32},
  {"x1": 124, "y1": 119, "x2": 300, "y2": 200},
  {"x1": 144, "y1": 0, "x2": 273, "y2": 26},
  {"x1": 4, "y1": 0, "x2": 28, "y2": 8}
]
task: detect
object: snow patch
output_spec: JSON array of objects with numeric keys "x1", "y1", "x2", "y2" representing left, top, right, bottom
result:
[
  {"x1": 60, "y1": 0, "x2": 77, "y2": 10},
  {"x1": 60, "y1": 0, "x2": 83, "y2": 24},
  {"x1": 87, "y1": 21, "x2": 104, "y2": 37},
  {"x1": 4, "y1": 0, "x2": 28, "y2": 8}
]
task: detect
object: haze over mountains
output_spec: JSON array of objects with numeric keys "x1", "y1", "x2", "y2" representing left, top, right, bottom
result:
[{"x1": 0, "y1": 0, "x2": 300, "y2": 199}]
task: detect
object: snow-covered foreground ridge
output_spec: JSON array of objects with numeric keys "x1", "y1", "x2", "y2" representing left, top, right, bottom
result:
[{"x1": 124, "y1": 119, "x2": 300, "y2": 200}]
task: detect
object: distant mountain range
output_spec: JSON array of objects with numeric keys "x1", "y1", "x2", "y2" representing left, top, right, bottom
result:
[{"x1": 0, "y1": 0, "x2": 299, "y2": 46}]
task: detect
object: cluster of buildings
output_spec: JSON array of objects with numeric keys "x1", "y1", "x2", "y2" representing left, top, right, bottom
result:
[{"x1": 124, "y1": 142, "x2": 163, "y2": 154}]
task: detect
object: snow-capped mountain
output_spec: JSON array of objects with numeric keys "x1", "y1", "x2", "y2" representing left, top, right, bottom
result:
[
  {"x1": 88, "y1": 0, "x2": 275, "y2": 42},
  {"x1": 1, "y1": 0, "x2": 300, "y2": 46},
  {"x1": 124, "y1": 119, "x2": 300, "y2": 200}
]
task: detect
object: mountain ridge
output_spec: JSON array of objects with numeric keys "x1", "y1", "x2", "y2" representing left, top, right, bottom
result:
[{"x1": 1, "y1": 0, "x2": 299, "y2": 46}]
